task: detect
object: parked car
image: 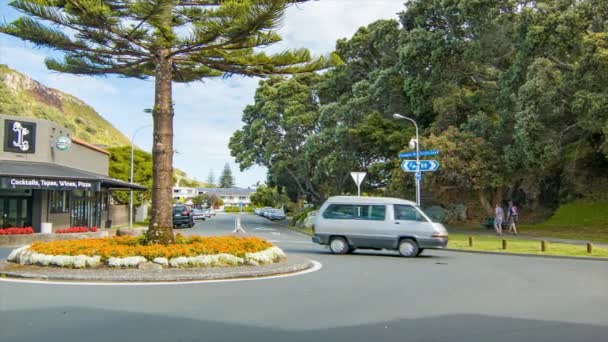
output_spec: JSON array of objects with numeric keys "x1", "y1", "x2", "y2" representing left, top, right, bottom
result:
[
  {"x1": 173, "y1": 205, "x2": 194, "y2": 228},
  {"x1": 191, "y1": 209, "x2": 206, "y2": 221},
  {"x1": 254, "y1": 208, "x2": 263, "y2": 216},
  {"x1": 268, "y1": 209, "x2": 286, "y2": 221},
  {"x1": 312, "y1": 196, "x2": 448, "y2": 257}
]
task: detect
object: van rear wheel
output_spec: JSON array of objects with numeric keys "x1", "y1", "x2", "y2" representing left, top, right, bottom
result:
[
  {"x1": 398, "y1": 239, "x2": 419, "y2": 257},
  {"x1": 329, "y1": 237, "x2": 349, "y2": 255}
]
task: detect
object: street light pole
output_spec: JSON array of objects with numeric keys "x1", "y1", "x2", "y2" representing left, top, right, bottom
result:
[
  {"x1": 130, "y1": 124, "x2": 152, "y2": 228},
  {"x1": 393, "y1": 113, "x2": 421, "y2": 207}
]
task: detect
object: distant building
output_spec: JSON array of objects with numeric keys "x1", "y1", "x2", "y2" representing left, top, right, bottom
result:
[
  {"x1": 172, "y1": 187, "x2": 197, "y2": 202},
  {"x1": 197, "y1": 188, "x2": 254, "y2": 208}
]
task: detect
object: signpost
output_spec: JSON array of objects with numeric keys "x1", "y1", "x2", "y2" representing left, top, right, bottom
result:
[
  {"x1": 401, "y1": 160, "x2": 440, "y2": 172},
  {"x1": 399, "y1": 149, "x2": 440, "y2": 159},
  {"x1": 350, "y1": 172, "x2": 366, "y2": 197}
]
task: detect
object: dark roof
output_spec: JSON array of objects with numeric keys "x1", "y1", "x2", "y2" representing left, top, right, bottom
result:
[
  {"x1": 0, "y1": 160, "x2": 146, "y2": 190},
  {"x1": 197, "y1": 187, "x2": 254, "y2": 196}
]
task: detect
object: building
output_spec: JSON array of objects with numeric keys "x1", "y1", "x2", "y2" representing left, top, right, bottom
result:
[
  {"x1": 172, "y1": 187, "x2": 197, "y2": 203},
  {"x1": 197, "y1": 188, "x2": 254, "y2": 208},
  {"x1": 0, "y1": 114, "x2": 145, "y2": 231}
]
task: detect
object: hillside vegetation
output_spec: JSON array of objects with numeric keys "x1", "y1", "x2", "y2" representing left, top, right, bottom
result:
[
  {"x1": 0, "y1": 64, "x2": 201, "y2": 187},
  {"x1": 0, "y1": 64, "x2": 129, "y2": 146}
]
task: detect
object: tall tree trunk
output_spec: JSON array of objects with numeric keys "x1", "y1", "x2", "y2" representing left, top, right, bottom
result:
[
  {"x1": 147, "y1": 51, "x2": 175, "y2": 244},
  {"x1": 478, "y1": 190, "x2": 493, "y2": 215}
]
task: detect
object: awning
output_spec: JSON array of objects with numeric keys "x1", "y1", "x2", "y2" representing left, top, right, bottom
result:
[{"x1": 0, "y1": 160, "x2": 146, "y2": 191}]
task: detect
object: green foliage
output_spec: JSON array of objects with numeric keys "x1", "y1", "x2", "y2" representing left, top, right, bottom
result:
[
  {"x1": 224, "y1": 206, "x2": 253, "y2": 213},
  {"x1": 250, "y1": 185, "x2": 289, "y2": 208},
  {"x1": 218, "y1": 163, "x2": 235, "y2": 188},
  {"x1": 193, "y1": 193, "x2": 221, "y2": 208},
  {"x1": 107, "y1": 146, "x2": 153, "y2": 205},
  {"x1": 231, "y1": 0, "x2": 608, "y2": 215},
  {"x1": 1, "y1": 1, "x2": 331, "y2": 81}
]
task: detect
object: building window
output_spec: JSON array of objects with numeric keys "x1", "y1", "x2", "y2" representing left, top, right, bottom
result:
[
  {"x1": 50, "y1": 190, "x2": 70, "y2": 213},
  {"x1": 173, "y1": 189, "x2": 179, "y2": 193},
  {"x1": 239, "y1": 196, "x2": 247, "y2": 200}
]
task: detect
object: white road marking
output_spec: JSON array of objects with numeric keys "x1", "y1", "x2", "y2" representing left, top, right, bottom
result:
[
  {"x1": 0, "y1": 261, "x2": 322, "y2": 286},
  {"x1": 252, "y1": 228, "x2": 277, "y2": 231}
]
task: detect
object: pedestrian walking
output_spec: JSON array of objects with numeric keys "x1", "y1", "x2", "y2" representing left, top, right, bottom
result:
[
  {"x1": 507, "y1": 201, "x2": 519, "y2": 235},
  {"x1": 494, "y1": 203, "x2": 504, "y2": 235}
]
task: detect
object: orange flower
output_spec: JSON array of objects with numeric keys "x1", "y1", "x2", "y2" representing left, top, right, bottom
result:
[{"x1": 29, "y1": 235, "x2": 273, "y2": 261}]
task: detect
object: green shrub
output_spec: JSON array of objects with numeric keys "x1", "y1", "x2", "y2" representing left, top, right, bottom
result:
[{"x1": 224, "y1": 206, "x2": 253, "y2": 213}]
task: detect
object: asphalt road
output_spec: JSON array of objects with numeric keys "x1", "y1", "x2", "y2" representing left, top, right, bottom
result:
[{"x1": 1, "y1": 213, "x2": 607, "y2": 342}]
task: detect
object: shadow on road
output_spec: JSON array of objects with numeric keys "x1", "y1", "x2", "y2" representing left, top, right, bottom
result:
[{"x1": 1, "y1": 307, "x2": 605, "y2": 342}]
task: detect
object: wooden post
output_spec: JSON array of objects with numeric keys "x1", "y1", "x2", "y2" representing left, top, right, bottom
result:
[
  {"x1": 587, "y1": 243, "x2": 593, "y2": 254},
  {"x1": 502, "y1": 239, "x2": 507, "y2": 250},
  {"x1": 541, "y1": 240, "x2": 547, "y2": 252},
  {"x1": 468, "y1": 236, "x2": 473, "y2": 247}
]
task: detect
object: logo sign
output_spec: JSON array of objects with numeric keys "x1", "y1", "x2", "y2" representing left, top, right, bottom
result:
[
  {"x1": 350, "y1": 172, "x2": 366, "y2": 186},
  {"x1": 55, "y1": 135, "x2": 72, "y2": 151},
  {"x1": 0, "y1": 177, "x2": 100, "y2": 191},
  {"x1": 399, "y1": 149, "x2": 440, "y2": 159},
  {"x1": 401, "y1": 160, "x2": 440, "y2": 172},
  {"x1": 415, "y1": 171, "x2": 422, "y2": 181},
  {"x1": 4, "y1": 120, "x2": 36, "y2": 154}
]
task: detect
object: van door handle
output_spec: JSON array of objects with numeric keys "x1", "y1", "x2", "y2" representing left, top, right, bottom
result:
[{"x1": 395, "y1": 221, "x2": 400, "y2": 224}]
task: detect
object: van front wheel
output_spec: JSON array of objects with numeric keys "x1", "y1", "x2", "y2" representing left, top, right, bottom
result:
[
  {"x1": 398, "y1": 239, "x2": 419, "y2": 257},
  {"x1": 329, "y1": 237, "x2": 349, "y2": 255}
]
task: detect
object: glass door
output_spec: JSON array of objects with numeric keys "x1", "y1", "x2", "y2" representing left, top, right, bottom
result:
[{"x1": 0, "y1": 197, "x2": 32, "y2": 228}]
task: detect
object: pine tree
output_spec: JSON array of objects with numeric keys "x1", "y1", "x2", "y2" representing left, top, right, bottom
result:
[
  {"x1": 206, "y1": 169, "x2": 215, "y2": 187},
  {"x1": 218, "y1": 163, "x2": 235, "y2": 188},
  {"x1": 1, "y1": 0, "x2": 333, "y2": 244}
]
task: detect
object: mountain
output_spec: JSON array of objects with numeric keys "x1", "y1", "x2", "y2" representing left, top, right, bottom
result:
[{"x1": 0, "y1": 64, "x2": 130, "y2": 146}]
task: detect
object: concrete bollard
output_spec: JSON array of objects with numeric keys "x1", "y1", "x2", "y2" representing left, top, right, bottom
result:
[
  {"x1": 502, "y1": 239, "x2": 508, "y2": 250},
  {"x1": 468, "y1": 236, "x2": 473, "y2": 247},
  {"x1": 541, "y1": 240, "x2": 547, "y2": 252},
  {"x1": 587, "y1": 243, "x2": 593, "y2": 254}
]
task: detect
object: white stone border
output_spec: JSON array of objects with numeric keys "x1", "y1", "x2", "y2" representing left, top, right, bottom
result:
[
  {"x1": 0, "y1": 260, "x2": 323, "y2": 286},
  {"x1": 7, "y1": 245, "x2": 287, "y2": 268}
]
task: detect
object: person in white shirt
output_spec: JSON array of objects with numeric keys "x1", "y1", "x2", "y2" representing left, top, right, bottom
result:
[{"x1": 494, "y1": 203, "x2": 504, "y2": 235}]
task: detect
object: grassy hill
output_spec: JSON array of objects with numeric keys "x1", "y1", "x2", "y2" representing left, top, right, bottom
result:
[
  {"x1": 520, "y1": 201, "x2": 608, "y2": 243},
  {"x1": 0, "y1": 64, "x2": 129, "y2": 146}
]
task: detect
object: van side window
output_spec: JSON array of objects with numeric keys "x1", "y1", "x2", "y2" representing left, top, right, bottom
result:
[
  {"x1": 394, "y1": 205, "x2": 425, "y2": 222},
  {"x1": 323, "y1": 204, "x2": 386, "y2": 221}
]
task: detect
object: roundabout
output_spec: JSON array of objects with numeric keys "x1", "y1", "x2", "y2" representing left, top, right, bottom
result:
[{"x1": 1, "y1": 213, "x2": 607, "y2": 342}]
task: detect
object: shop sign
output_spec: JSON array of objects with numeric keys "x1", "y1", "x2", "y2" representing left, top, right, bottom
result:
[
  {"x1": 0, "y1": 177, "x2": 100, "y2": 191},
  {"x1": 55, "y1": 135, "x2": 72, "y2": 151},
  {"x1": 4, "y1": 119, "x2": 37, "y2": 153}
]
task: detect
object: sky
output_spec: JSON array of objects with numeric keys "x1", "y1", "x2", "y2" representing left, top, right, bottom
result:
[{"x1": 0, "y1": 0, "x2": 405, "y2": 188}]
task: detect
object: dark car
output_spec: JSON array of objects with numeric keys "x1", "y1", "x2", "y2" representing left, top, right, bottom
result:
[{"x1": 173, "y1": 205, "x2": 194, "y2": 228}]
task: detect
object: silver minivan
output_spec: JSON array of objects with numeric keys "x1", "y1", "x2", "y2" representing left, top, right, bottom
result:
[{"x1": 312, "y1": 196, "x2": 448, "y2": 257}]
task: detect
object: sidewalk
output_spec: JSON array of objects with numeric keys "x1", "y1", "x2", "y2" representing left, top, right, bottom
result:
[{"x1": 448, "y1": 226, "x2": 608, "y2": 248}]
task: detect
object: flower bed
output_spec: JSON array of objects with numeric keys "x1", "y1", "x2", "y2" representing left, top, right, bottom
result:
[
  {"x1": 7, "y1": 234, "x2": 286, "y2": 268},
  {"x1": 0, "y1": 227, "x2": 34, "y2": 235},
  {"x1": 56, "y1": 226, "x2": 98, "y2": 234}
]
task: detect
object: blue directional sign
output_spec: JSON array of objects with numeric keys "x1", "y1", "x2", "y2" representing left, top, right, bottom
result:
[
  {"x1": 399, "y1": 149, "x2": 440, "y2": 159},
  {"x1": 401, "y1": 160, "x2": 440, "y2": 172},
  {"x1": 415, "y1": 171, "x2": 422, "y2": 181}
]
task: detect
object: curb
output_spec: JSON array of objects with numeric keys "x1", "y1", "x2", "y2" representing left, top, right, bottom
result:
[
  {"x1": 0, "y1": 255, "x2": 315, "y2": 282},
  {"x1": 283, "y1": 226, "x2": 313, "y2": 238},
  {"x1": 444, "y1": 248, "x2": 608, "y2": 262}
]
